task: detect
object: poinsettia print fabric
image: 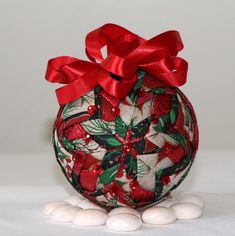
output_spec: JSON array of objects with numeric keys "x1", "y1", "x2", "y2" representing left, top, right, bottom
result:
[{"x1": 52, "y1": 71, "x2": 199, "y2": 210}]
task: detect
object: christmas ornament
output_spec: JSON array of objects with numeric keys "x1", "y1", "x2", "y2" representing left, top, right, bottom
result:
[{"x1": 45, "y1": 23, "x2": 199, "y2": 210}]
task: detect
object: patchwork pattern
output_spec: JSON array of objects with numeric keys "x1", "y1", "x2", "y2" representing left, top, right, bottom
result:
[{"x1": 52, "y1": 71, "x2": 199, "y2": 209}]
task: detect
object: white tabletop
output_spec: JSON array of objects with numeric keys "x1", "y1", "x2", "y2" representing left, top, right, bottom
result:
[{"x1": 0, "y1": 185, "x2": 235, "y2": 236}]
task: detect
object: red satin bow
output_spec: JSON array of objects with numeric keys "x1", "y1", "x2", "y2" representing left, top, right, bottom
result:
[{"x1": 45, "y1": 23, "x2": 188, "y2": 105}]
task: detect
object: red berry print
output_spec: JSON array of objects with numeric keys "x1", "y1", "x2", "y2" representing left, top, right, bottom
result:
[{"x1": 87, "y1": 105, "x2": 97, "y2": 115}]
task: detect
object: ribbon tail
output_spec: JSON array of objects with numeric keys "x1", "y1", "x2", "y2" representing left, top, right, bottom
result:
[
  {"x1": 45, "y1": 56, "x2": 79, "y2": 84},
  {"x1": 56, "y1": 70, "x2": 99, "y2": 105}
]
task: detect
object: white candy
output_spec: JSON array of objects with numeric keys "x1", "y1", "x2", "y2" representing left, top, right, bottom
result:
[
  {"x1": 77, "y1": 200, "x2": 106, "y2": 212},
  {"x1": 64, "y1": 195, "x2": 83, "y2": 206},
  {"x1": 106, "y1": 214, "x2": 142, "y2": 232},
  {"x1": 50, "y1": 205, "x2": 81, "y2": 223},
  {"x1": 72, "y1": 209, "x2": 107, "y2": 227},
  {"x1": 142, "y1": 206, "x2": 176, "y2": 225},
  {"x1": 171, "y1": 203, "x2": 202, "y2": 220},
  {"x1": 42, "y1": 192, "x2": 204, "y2": 231},
  {"x1": 108, "y1": 207, "x2": 141, "y2": 218},
  {"x1": 42, "y1": 201, "x2": 69, "y2": 216},
  {"x1": 177, "y1": 194, "x2": 205, "y2": 208}
]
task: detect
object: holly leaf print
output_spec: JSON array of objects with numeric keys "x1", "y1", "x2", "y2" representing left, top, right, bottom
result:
[
  {"x1": 62, "y1": 91, "x2": 94, "y2": 119},
  {"x1": 169, "y1": 109, "x2": 177, "y2": 125},
  {"x1": 54, "y1": 138, "x2": 68, "y2": 160},
  {"x1": 133, "y1": 71, "x2": 145, "y2": 90},
  {"x1": 183, "y1": 105, "x2": 193, "y2": 125},
  {"x1": 153, "y1": 117, "x2": 165, "y2": 132},
  {"x1": 128, "y1": 71, "x2": 145, "y2": 106},
  {"x1": 123, "y1": 153, "x2": 137, "y2": 176},
  {"x1": 152, "y1": 88, "x2": 165, "y2": 95},
  {"x1": 137, "y1": 159, "x2": 149, "y2": 179},
  {"x1": 81, "y1": 119, "x2": 115, "y2": 135},
  {"x1": 93, "y1": 135, "x2": 122, "y2": 149},
  {"x1": 115, "y1": 116, "x2": 128, "y2": 138},
  {"x1": 61, "y1": 136, "x2": 75, "y2": 151},
  {"x1": 168, "y1": 133, "x2": 187, "y2": 149},
  {"x1": 99, "y1": 164, "x2": 120, "y2": 185},
  {"x1": 169, "y1": 95, "x2": 180, "y2": 125},
  {"x1": 62, "y1": 99, "x2": 81, "y2": 119}
]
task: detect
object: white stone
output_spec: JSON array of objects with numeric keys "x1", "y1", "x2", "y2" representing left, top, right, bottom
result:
[
  {"x1": 50, "y1": 205, "x2": 82, "y2": 223},
  {"x1": 177, "y1": 194, "x2": 205, "y2": 208},
  {"x1": 171, "y1": 203, "x2": 202, "y2": 220},
  {"x1": 77, "y1": 199, "x2": 106, "y2": 212},
  {"x1": 72, "y1": 209, "x2": 107, "y2": 226},
  {"x1": 108, "y1": 207, "x2": 141, "y2": 218},
  {"x1": 42, "y1": 201, "x2": 69, "y2": 216},
  {"x1": 64, "y1": 195, "x2": 84, "y2": 206},
  {"x1": 142, "y1": 206, "x2": 176, "y2": 225},
  {"x1": 106, "y1": 214, "x2": 142, "y2": 232}
]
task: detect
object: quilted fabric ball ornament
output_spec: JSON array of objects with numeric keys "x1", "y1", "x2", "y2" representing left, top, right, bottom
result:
[{"x1": 45, "y1": 24, "x2": 199, "y2": 210}]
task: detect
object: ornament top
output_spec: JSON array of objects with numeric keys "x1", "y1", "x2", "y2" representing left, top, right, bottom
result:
[{"x1": 45, "y1": 23, "x2": 188, "y2": 105}]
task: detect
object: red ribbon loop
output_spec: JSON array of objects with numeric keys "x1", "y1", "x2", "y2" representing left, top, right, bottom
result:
[{"x1": 45, "y1": 23, "x2": 188, "y2": 105}]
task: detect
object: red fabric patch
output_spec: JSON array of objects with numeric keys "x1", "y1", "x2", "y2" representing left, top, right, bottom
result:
[
  {"x1": 129, "y1": 181, "x2": 155, "y2": 202},
  {"x1": 100, "y1": 96, "x2": 118, "y2": 121},
  {"x1": 56, "y1": 114, "x2": 90, "y2": 138},
  {"x1": 79, "y1": 170, "x2": 98, "y2": 192},
  {"x1": 144, "y1": 139, "x2": 158, "y2": 153},
  {"x1": 103, "y1": 181, "x2": 130, "y2": 206},
  {"x1": 137, "y1": 92, "x2": 153, "y2": 106},
  {"x1": 159, "y1": 142, "x2": 186, "y2": 164},
  {"x1": 100, "y1": 90, "x2": 120, "y2": 107},
  {"x1": 143, "y1": 74, "x2": 168, "y2": 88},
  {"x1": 90, "y1": 163, "x2": 103, "y2": 175},
  {"x1": 82, "y1": 153, "x2": 100, "y2": 170},
  {"x1": 72, "y1": 154, "x2": 84, "y2": 175},
  {"x1": 64, "y1": 123, "x2": 87, "y2": 141},
  {"x1": 152, "y1": 95, "x2": 172, "y2": 116}
]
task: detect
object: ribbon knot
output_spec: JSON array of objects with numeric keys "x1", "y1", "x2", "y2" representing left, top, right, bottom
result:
[{"x1": 45, "y1": 23, "x2": 188, "y2": 105}]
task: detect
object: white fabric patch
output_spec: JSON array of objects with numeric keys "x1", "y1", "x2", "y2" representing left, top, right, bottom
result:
[
  {"x1": 155, "y1": 157, "x2": 174, "y2": 171},
  {"x1": 62, "y1": 90, "x2": 94, "y2": 119},
  {"x1": 137, "y1": 153, "x2": 158, "y2": 170},
  {"x1": 137, "y1": 159, "x2": 155, "y2": 191},
  {"x1": 81, "y1": 119, "x2": 115, "y2": 135},
  {"x1": 119, "y1": 102, "x2": 135, "y2": 125},
  {"x1": 72, "y1": 139, "x2": 106, "y2": 161},
  {"x1": 146, "y1": 125, "x2": 178, "y2": 147},
  {"x1": 161, "y1": 164, "x2": 191, "y2": 195},
  {"x1": 122, "y1": 183, "x2": 131, "y2": 192}
]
